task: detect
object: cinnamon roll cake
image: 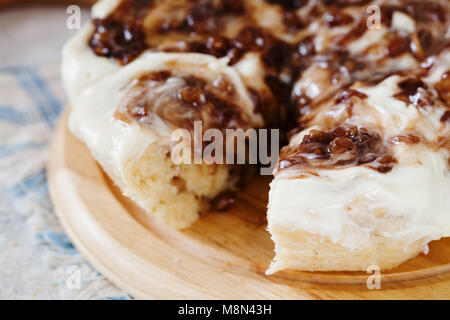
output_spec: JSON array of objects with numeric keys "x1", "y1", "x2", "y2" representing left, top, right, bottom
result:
[{"x1": 62, "y1": 0, "x2": 450, "y2": 272}]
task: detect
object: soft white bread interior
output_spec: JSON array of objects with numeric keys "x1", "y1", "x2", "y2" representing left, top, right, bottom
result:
[
  {"x1": 122, "y1": 143, "x2": 230, "y2": 229},
  {"x1": 267, "y1": 227, "x2": 431, "y2": 273}
]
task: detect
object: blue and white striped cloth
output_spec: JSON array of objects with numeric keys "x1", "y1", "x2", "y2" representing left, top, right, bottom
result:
[{"x1": 0, "y1": 64, "x2": 131, "y2": 299}]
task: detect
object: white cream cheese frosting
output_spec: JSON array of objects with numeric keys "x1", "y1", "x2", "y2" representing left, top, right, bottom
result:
[
  {"x1": 269, "y1": 48, "x2": 450, "y2": 260},
  {"x1": 62, "y1": 17, "x2": 263, "y2": 179},
  {"x1": 269, "y1": 145, "x2": 450, "y2": 250}
]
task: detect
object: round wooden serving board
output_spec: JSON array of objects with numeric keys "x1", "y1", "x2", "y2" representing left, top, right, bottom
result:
[{"x1": 48, "y1": 109, "x2": 450, "y2": 299}]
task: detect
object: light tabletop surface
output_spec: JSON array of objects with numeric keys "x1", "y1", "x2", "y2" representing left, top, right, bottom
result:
[{"x1": 0, "y1": 4, "x2": 130, "y2": 299}]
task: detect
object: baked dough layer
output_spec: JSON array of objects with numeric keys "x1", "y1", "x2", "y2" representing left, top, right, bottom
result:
[
  {"x1": 267, "y1": 226, "x2": 430, "y2": 273},
  {"x1": 104, "y1": 142, "x2": 230, "y2": 229}
]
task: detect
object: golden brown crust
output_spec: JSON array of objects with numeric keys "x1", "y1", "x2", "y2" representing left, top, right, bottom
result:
[{"x1": 267, "y1": 225, "x2": 429, "y2": 273}]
